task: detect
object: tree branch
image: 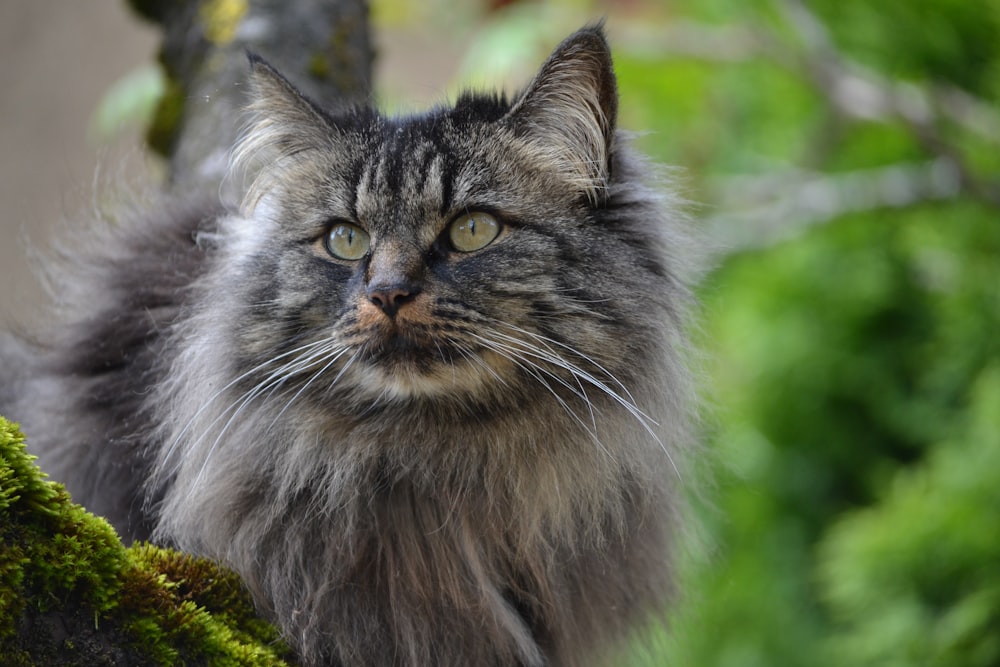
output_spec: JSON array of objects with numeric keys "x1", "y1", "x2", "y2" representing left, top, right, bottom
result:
[
  {"x1": 774, "y1": 0, "x2": 1000, "y2": 206},
  {"x1": 704, "y1": 158, "x2": 963, "y2": 253}
]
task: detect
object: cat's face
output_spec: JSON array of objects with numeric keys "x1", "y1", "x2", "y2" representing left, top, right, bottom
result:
[{"x1": 224, "y1": 31, "x2": 671, "y2": 414}]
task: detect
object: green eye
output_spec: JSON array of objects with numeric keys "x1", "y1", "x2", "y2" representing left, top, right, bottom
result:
[
  {"x1": 448, "y1": 211, "x2": 501, "y2": 253},
  {"x1": 324, "y1": 222, "x2": 370, "y2": 260}
]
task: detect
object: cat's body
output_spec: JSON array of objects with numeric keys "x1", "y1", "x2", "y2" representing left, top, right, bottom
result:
[{"x1": 0, "y1": 26, "x2": 696, "y2": 666}]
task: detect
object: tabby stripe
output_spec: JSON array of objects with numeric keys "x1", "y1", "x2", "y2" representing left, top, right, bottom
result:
[{"x1": 439, "y1": 151, "x2": 456, "y2": 218}]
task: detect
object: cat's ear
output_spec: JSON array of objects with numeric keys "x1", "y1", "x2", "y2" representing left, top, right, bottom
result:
[
  {"x1": 246, "y1": 53, "x2": 337, "y2": 149},
  {"x1": 505, "y1": 25, "x2": 618, "y2": 205},
  {"x1": 232, "y1": 54, "x2": 336, "y2": 177}
]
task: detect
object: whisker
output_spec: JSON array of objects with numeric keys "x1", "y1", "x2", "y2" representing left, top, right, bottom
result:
[
  {"x1": 487, "y1": 327, "x2": 658, "y2": 430},
  {"x1": 467, "y1": 332, "x2": 609, "y2": 458},
  {"x1": 189, "y1": 341, "x2": 350, "y2": 490},
  {"x1": 452, "y1": 340, "x2": 508, "y2": 388},
  {"x1": 269, "y1": 346, "x2": 353, "y2": 427},
  {"x1": 494, "y1": 321, "x2": 643, "y2": 408},
  {"x1": 185, "y1": 340, "x2": 341, "y2": 453},
  {"x1": 161, "y1": 336, "x2": 331, "y2": 466},
  {"x1": 471, "y1": 323, "x2": 680, "y2": 480}
]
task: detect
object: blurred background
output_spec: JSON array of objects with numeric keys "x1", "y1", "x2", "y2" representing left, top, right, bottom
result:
[{"x1": 3, "y1": 1, "x2": 999, "y2": 665}]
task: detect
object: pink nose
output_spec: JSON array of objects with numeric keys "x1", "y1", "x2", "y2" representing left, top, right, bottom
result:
[{"x1": 367, "y1": 282, "x2": 419, "y2": 317}]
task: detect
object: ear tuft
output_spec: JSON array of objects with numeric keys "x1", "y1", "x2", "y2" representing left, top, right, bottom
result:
[
  {"x1": 230, "y1": 54, "x2": 336, "y2": 210},
  {"x1": 506, "y1": 25, "x2": 619, "y2": 205}
]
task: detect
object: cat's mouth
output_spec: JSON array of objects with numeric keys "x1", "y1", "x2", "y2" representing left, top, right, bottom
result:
[{"x1": 343, "y1": 299, "x2": 514, "y2": 399}]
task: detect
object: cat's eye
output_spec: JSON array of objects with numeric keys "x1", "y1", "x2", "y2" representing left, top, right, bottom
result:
[
  {"x1": 448, "y1": 212, "x2": 501, "y2": 253},
  {"x1": 324, "y1": 222, "x2": 370, "y2": 260}
]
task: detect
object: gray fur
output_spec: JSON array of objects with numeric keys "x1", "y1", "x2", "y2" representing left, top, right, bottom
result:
[{"x1": 0, "y1": 26, "x2": 698, "y2": 666}]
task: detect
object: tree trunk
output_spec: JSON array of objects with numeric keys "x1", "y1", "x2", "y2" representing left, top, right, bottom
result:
[{"x1": 128, "y1": 0, "x2": 374, "y2": 193}]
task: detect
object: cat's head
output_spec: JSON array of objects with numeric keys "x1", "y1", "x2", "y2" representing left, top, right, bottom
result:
[{"x1": 222, "y1": 25, "x2": 686, "y2": 415}]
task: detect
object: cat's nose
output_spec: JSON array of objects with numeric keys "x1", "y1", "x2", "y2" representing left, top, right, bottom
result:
[{"x1": 367, "y1": 282, "x2": 420, "y2": 318}]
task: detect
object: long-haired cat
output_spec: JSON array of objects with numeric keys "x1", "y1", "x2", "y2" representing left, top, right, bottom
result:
[{"x1": 0, "y1": 25, "x2": 697, "y2": 666}]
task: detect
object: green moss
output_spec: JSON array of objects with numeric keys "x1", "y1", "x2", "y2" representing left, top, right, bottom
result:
[
  {"x1": 308, "y1": 52, "x2": 331, "y2": 81},
  {"x1": 310, "y1": 9, "x2": 371, "y2": 98},
  {"x1": 0, "y1": 417, "x2": 296, "y2": 666},
  {"x1": 145, "y1": 72, "x2": 186, "y2": 159}
]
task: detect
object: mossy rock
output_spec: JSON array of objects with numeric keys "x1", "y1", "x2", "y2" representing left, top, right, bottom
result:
[{"x1": 0, "y1": 416, "x2": 296, "y2": 666}]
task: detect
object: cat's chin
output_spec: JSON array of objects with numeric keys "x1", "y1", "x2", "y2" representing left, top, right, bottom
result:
[{"x1": 345, "y1": 351, "x2": 509, "y2": 402}]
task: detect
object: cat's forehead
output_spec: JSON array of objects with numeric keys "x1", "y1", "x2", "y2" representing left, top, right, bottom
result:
[
  {"x1": 344, "y1": 91, "x2": 514, "y2": 165},
  {"x1": 344, "y1": 104, "x2": 513, "y2": 229}
]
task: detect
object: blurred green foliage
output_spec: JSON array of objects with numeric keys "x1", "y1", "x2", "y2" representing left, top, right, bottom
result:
[{"x1": 372, "y1": 0, "x2": 1000, "y2": 663}]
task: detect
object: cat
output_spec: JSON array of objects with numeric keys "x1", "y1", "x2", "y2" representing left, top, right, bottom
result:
[{"x1": 0, "y1": 24, "x2": 698, "y2": 667}]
